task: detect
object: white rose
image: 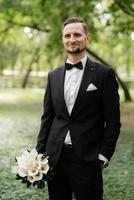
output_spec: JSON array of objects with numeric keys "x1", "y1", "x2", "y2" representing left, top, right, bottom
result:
[
  {"x1": 14, "y1": 149, "x2": 50, "y2": 183},
  {"x1": 18, "y1": 167, "x2": 28, "y2": 177},
  {"x1": 28, "y1": 161, "x2": 41, "y2": 176},
  {"x1": 27, "y1": 175, "x2": 36, "y2": 183},
  {"x1": 29, "y1": 149, "x2": 38, "y2": 160},
  {"x1": 34, "y1": 172, "x2": 43, "y2": 181},
  {"x1": 40, "y1": 162, "x2": 49, "y2": 174},
  {"x1": 37, "y1": 154, "x2": 44, "y2": 161},
  {"x1": 27, "y1": 172, "x2": 43, "y2": 183}
]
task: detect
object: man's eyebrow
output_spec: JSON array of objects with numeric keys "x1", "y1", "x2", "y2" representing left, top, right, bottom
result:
[{"x1": 64, "y1": 32, "x2": 82, "y2": 35}]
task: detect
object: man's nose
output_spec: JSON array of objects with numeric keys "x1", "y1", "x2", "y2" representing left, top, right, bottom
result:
[{"x1": 69, "y1": 35, "x2": 76, "y2": 42}]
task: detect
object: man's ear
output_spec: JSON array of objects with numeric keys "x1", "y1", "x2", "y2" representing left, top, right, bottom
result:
[{"x1": 86, "y1": 33, "x2": 91, "y2": 44}]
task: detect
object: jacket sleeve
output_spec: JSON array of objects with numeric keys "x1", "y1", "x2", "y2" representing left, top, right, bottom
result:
[
  {"x1": 36, "y1": 72, "x2": 55, "y2": 153},
  {"x1": 99, "y1": 69, "x2": 121, "y2": 161}
]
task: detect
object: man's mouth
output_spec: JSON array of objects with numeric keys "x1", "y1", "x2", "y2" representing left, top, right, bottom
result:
[{"x1": 69, "y1": 45, "x2": 78, "y2": 48}]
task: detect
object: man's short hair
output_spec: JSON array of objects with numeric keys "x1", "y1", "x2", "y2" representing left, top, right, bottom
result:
[{"x1": 63, "y1": 17, "x2": 88, "y2": 34}]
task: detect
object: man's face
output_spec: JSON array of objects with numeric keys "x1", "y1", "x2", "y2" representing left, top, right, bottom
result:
[{"x1": 62, "y1": 22, "x2": 89, "y2": 54}]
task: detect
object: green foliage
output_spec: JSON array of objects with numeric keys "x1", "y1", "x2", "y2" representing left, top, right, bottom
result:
[
  {"x1": 0, "y1": 42, "x2": 19, "y2": 72},
  {"x1": 0, "y1": 0, "x2": 134, "y2": 75}
]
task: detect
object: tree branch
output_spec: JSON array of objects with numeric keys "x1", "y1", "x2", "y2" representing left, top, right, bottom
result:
[
  {"x1": 0, "y1": 23, "x2": 13, "y2": 35},
  {"x1": 86, "y1": 47, "x2": 132, "y2": 102},
  {"x1": 3, "y1": 17, "x2": 51, "y2": 32},
  {"x1": 114, "y1": 0, "x2": 134, "y2": 17}
]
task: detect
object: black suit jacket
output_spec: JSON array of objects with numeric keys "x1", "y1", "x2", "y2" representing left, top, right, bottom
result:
[{"x1": 36, "y1": 58, "x2": 121, "y2": 166}]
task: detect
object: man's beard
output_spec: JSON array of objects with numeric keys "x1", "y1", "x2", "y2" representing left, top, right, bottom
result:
[{"x1": 66, "y1": 47, "x2": 86, "y2": 54}]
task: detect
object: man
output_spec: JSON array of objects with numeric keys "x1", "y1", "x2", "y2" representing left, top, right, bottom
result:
[{"x1": 36, "y1": 17, "x2": 121, "y2": 200}]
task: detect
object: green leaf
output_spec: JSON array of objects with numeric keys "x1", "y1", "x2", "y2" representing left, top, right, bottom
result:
[{"x1": 37, "y1": 181, "x2": 45, "y2": 189}]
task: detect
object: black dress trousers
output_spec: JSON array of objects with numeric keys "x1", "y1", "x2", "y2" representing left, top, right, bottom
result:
[{"x1": 47, "y1": 145, "x2": 103, "y2": 200}]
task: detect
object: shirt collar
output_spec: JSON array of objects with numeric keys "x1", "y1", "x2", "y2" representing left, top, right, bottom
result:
[{"x1": 66, "y1": 55, "x2": 87, "y2": 70}]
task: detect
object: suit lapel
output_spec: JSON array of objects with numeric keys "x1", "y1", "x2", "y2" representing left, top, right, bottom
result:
[
  {"x1": 57, "y1": 65, "x2": 70, "y2": 117},
  {"x1": 71, "y1": 58, "x2": 97, "y2": 116}
]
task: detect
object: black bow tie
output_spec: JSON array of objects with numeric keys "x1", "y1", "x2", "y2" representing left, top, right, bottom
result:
[{"x1": 65, "y1": 61, "x2": 83, "y2": 70}]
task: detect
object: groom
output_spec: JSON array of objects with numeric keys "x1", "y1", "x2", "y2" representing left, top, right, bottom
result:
[{"x1": 36, "y1": 17, "x2": 121, "y2": 200}]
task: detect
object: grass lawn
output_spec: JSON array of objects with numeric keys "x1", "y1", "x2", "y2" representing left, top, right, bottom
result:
[{"x1": 0, "y1": 88, "x2": 134, "y2": 200}]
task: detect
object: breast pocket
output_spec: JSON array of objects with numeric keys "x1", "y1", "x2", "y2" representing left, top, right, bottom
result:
[
  {"x1": 85, "y1": 89, "x2": 100, "y2": 97},
  {"x1": 84, "y1": 89, "x2": 101, "y2": 106}
]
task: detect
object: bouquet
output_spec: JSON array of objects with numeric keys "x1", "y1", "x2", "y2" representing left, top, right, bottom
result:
[{"x1": 12, "y1": 149, "x2": 52, "y2": 189}]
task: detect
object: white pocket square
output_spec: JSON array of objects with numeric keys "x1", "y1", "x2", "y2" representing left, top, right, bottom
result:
[{"x1": 86, "y1": 83, "x2": 97, "y2": 91}]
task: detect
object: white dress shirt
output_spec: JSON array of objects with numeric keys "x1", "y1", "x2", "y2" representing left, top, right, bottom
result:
[{"x1": 64, "y1": 55, "x2": 108, "y2": 164}]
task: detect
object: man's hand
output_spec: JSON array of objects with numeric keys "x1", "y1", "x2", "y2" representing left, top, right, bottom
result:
[{"x1": 99, "y1": 160, "x2": 109, "y2": 170}]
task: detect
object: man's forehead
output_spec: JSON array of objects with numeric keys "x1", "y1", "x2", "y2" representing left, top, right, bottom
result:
[{"x1": 63, "y1": 22, "x2": 85, "y2": 33}]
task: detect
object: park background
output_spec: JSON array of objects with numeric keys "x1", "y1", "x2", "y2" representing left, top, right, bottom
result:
[{"x1": 0, "y1": 0, "x2": 134, "y2": 199}]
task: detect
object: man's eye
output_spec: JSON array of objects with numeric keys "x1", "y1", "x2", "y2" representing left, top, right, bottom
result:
[
  {"x1": 74, "y1": 33, "x2": 81, "y2": 37},
  {"x1": 64, "y1": 34, "x2": 70, "y2": 38}
]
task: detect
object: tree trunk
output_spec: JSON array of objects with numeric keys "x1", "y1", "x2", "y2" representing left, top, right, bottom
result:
[
  {"x1": 86, "y1": 47, "x2": 132, "y2": 102},
  {"x1": 11, "y1": 54, "x2": 19, "y2": 71},
  {"x1": 21, "y1": 46, "x2": 40, "y2": 88},
  {"x1": 21, "y1": 33, "x2": 44, "y2": 88}
]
